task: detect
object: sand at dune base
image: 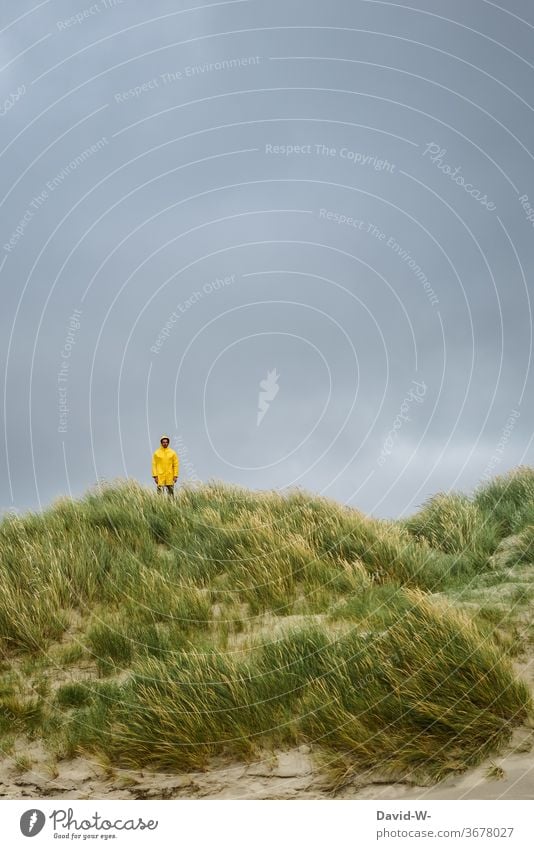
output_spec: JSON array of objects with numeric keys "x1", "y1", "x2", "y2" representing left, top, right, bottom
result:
[{"x1": 3, "y1": 657, "x2": 534, "y2": 801}]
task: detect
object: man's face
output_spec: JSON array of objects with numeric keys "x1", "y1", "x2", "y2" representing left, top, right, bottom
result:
[{"x1": 161, "y1": 439, "x2": 169, "y2": 448}]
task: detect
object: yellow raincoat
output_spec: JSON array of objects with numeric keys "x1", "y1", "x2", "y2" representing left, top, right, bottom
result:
[{"x1": 152, "y1": 435, "x2": 179, "y2": 485}]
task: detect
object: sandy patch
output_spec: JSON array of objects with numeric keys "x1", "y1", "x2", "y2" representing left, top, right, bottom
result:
[
  {"x1": 2, "y1": 606, "x2": 533, "y2": 799},
  {"x1": 3, "y1": 728, "x2": 534, "y2": 801}
]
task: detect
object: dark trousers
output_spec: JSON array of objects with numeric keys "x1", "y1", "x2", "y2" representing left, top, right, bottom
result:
[{"x1": 157, "y1": 484, "x2": 174, "y2": 497}]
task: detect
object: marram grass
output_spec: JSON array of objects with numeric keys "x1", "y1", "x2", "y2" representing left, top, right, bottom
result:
[{"x1": 0, "y1": 471, "x2": 533, "y2": 784}]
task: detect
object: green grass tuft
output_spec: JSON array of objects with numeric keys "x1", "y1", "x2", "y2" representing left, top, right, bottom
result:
[{"x1": 0, "y1": 473, "x2": 532, "y2": 785}]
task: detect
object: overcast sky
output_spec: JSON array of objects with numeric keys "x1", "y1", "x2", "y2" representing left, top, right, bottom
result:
[{"x1": 1, "y1": 0, "x2": 533, "y2": 518}]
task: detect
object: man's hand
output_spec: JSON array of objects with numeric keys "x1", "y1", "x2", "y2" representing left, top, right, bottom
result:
[
  {"x1": 173, "y1": 476, "x2": 178, "y2": 483},
  {"x1": 153, "y1": 476, "x2": 158, "y2": 484}
]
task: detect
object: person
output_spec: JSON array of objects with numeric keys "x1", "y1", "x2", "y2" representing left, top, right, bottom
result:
[{"x1": 152, "y1": 435, "x2": 179, "y2": 496}]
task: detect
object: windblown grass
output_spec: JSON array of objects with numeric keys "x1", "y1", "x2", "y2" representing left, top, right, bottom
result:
[
  {"x1": 404, "y1": 493, "x2": 498, "y2": 571},
  {"x1": 48, "y1": 590, "x2": 530, "y2": 779},
  {"x1": 474, "y1": 467, "x2": 534, "y2": 538},
  {"x1": 0, "y1": 479, "x2": 457, "y2": 658},
  {"x1": 0, "y1": 470, "x2": 533, "y2": 786}
]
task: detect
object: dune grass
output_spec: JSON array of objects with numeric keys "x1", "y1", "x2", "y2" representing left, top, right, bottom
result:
[{"x1": 0, "y1": 470, "x2": 533, "y2": 785}]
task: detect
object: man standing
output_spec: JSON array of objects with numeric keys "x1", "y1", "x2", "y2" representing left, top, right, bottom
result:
[{"x1": 152, "y1": 435, "x2": 179, "y2": 496}]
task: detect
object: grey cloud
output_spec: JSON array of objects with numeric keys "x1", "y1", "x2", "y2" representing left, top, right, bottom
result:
[{"x1": 1, "y1": 0, "x2": 533, "y2": 518}]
